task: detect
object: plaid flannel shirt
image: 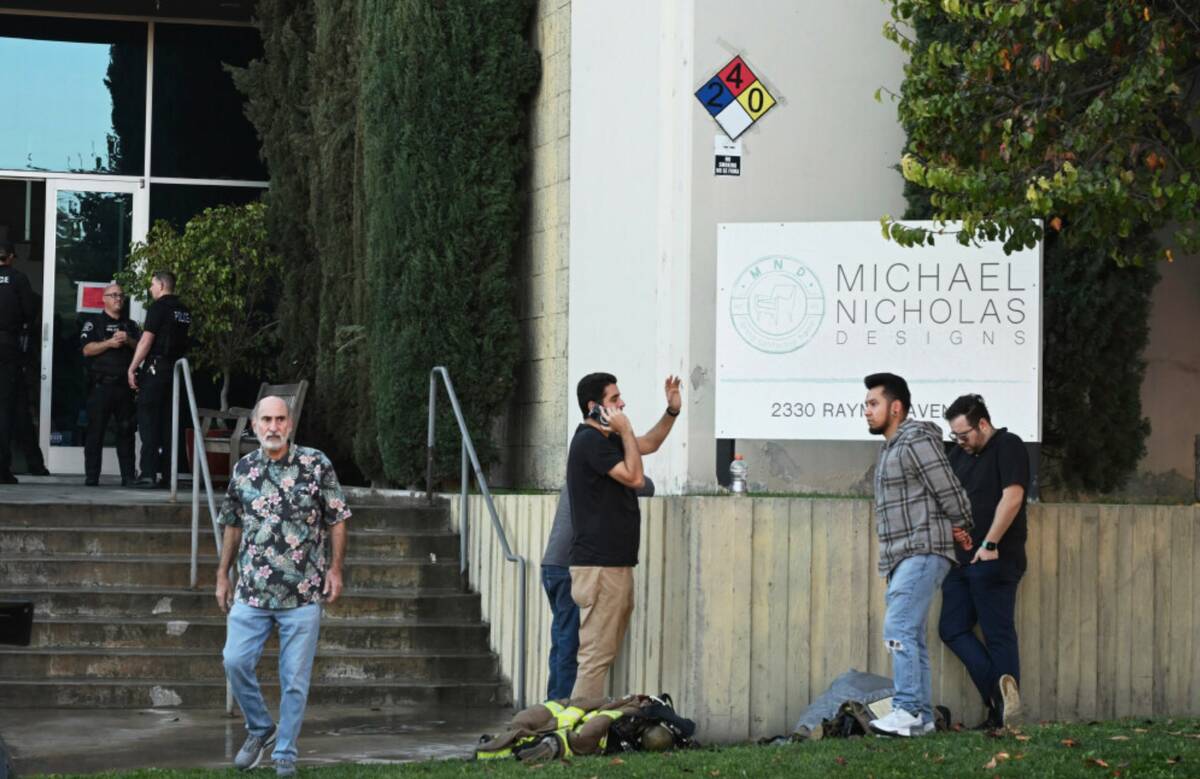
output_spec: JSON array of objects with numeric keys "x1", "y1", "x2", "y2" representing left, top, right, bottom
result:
[{"x1": 873, "y1": 418, "x2": 973, "y2": 577}]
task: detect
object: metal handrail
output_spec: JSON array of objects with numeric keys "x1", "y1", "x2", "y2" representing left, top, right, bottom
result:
[
  {"x1": 168, "y1": 358, "x2": 222, "y2": 584},
  {"x1": 425, "y1": 366, "x2": 527, "y2": 710},
  {"x1": 168, "y1": 358, "x2": 234, "y2": 714}
]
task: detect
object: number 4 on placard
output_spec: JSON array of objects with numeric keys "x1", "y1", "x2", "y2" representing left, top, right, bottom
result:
[{"x1": 719, "y1": 56, "x2": 757, "y2": 97}]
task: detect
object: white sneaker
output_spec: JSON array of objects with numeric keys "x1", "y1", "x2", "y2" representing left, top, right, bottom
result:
[
  {"x1": 869, "y1": 708, "x2": 930, "y2": 737},
  {"x1": 999, "y1": 674, "x2": 1023, "y2": 728}
]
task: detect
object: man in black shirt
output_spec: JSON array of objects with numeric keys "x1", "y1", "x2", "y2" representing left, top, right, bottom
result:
[
  {"x1": 939, "y1": 394, "x2": 1029, "y2": 729},
  {"x1": 80, "y1": 283, "x2": 141, "y2": 486},
  {"x1": 127, "y1": 270, "x2": 191, "y2": 488},
  {"x1": 0, "y1": 240, "x2": 36, "y2": 484},
  {"x1": 566, "y1": 371, "x2": 682, "y2": 698}
]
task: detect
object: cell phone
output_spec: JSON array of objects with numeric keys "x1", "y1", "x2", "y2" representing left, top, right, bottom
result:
[{"x1": 588, "y1": 404, "x2": 610, "y2": 427}]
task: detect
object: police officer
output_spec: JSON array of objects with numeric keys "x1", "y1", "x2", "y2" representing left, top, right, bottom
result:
[
  {"x1": 80, "y1": 282, "x2": 140, "y2": 486},
  {"x1": 127, "y1": 270, "x2": 191, "y2": 488},
  {"x1": 0, "y1": 240, "x2": 36, "y2": 485}
]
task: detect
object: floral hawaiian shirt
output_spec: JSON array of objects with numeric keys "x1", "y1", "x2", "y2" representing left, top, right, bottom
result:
[{"x1": 218, "y1": 445, "x2": 352, "y2": 609}]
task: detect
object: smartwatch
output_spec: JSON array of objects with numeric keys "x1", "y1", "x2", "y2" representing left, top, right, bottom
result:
[{"x1": 982, "y1": 541, "x2": 998, "y2": 552}]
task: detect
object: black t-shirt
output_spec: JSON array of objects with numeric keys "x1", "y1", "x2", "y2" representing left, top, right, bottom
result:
[
  {"x1": 566, "y1": 424, "x2": 641, "y2": 567},
  {"x1": 948, "y1": 428, "x2": 1029, "y2": 571},
  {"x1": 0, "y1": 265, "x2": 35, "y2": 361},
  {"x1": 143, "y1": 294, "x2": 191, "y2": 358},
  {"x1": 80, "y1": 312, "x2": 141, "y2": 376}
]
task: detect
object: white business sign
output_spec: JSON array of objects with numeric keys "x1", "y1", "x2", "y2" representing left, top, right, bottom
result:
[{"x1": 715, "y1": 221, "x2": 1041, "y2": 441}]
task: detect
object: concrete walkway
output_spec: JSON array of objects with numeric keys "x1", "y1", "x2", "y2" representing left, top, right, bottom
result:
[
  {"x1": 0, "y1": 705, "x2": 513, "y2": 774},
  {"x1": 0, "y1": 474, "x2": 189, "y2": 505}
]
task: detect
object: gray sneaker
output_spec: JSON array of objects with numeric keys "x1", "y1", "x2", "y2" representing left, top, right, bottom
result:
[
  {"x1": 275, "y1": 759, "x2": 296, "y2": 777},
  {"x1": 234, "y1": 726, "x2": 277, "y2": 770}
]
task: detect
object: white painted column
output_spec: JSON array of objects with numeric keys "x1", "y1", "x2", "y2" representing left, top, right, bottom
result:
[{"x1": 568, "y1": 0, "x2": 695, "y2": 494}]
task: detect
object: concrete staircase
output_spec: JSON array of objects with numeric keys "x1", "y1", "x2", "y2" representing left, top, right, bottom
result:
[{"x1": 0, "y1": 500, "x2": 509, "y2": 709}]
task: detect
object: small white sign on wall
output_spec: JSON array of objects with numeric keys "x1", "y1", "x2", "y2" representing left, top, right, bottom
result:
[{"x1": 715, "y1": 221, "x2": 1042, "y2": 441}]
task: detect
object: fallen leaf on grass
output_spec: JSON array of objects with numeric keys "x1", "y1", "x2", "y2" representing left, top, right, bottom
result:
[
  {"x1": 710, "y1": 771, "x2": 721, "y2": 777},
  {"x1": 609, "y1": 758, "x2": 625, "y2": 766},
  {"x1": 1109, "y1": 736, "x2": 1131, "y2": 741},
  {"x1": 1085, "y1": 758, "x2": 1110, "y2": 768},
  {"x1": 1133, "y1": 728, "x2": 1149, "y2": 733},
  {"x1": 1061, "y1": 738, "x2": 1080, "y2": 748},
  {"x1": 1167, "y1": 756, "x2": 1183, "y2": 765},
  {"x1": 1014, "y1": 734, "x2": 1031, "y2": 742},
  {"x1": 983, "y1": 752, "x2": 1011, "y2": 769},
  {"x1": 835, "y1": 756, "x2": 847, "y2": 766}
]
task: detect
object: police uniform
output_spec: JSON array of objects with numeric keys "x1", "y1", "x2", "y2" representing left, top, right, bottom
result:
[
  {"x1": 136, "y1": 293, "x2": 191, "y2": 484},
  {"x1": 80, "y1": 311, "x2": 141, "y2": 485},
  {"x1": 0, "y1": 262, "x2": 36, "y2": 482}
]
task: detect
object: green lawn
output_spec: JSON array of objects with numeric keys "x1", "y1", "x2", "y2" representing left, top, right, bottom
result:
[{"x1": 33, "y1": 719, "x2": 1200, "y2": 779}]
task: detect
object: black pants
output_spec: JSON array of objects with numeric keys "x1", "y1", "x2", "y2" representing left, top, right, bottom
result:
[
  {"x1": 12, "y1": 363, "x2": 46, "y2": 473},
  {"x1": 85, "y1": 378, "x2": 136, "y2": 481},
  {"x1": 136, "y1": 368, "x2": 173, "y2": 482},
  {"x1": 0, "y1": 356, "x2": 16, "y2": 476},
  {"x1": 938, "y1": 560, "x2": 1023, "y2": 711}
]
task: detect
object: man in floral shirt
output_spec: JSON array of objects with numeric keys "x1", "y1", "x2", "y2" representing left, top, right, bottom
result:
[{"x1": 216, "y1": 396, "x2": 351, "y2": 776}]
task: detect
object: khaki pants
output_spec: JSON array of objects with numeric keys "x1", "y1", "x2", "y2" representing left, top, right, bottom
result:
[{"x1": 569, "y1": 566, "x2": 634, "y2": 698}]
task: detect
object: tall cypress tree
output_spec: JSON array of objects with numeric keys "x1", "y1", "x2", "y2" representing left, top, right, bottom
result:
[{"x1": 359, "y1": 0, "x2": 539, "y2": 486}]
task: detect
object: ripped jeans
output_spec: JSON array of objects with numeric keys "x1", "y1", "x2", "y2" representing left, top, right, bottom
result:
[{"x1": 883, "y1": 554, "x2": 952, "y2": 721}]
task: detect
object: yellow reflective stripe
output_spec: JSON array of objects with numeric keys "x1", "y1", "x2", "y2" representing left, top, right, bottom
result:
[
  {"x1": 555, "y1": 728, "x2": 574, "y2": 757},
  {"x1": 579, "y1": 709, "x2": 623, "y2": 724},
  {"x1": 542, "y1": 701, "x2": 586, "y2": 728},
  {"x1": 476, "y1": 748, "x2": 512, "y2": 760}
]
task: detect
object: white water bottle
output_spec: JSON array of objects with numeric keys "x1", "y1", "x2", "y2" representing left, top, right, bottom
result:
[{"x1": 729, "y1": 454, "x2": 748, "y2": 495}]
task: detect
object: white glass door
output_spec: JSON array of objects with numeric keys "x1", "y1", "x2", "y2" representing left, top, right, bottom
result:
[{"x1": 40, "y1": 178, "x2": 147, "y2": 475}]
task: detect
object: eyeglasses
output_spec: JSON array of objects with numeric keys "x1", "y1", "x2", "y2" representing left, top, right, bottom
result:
[
  {"x1": 103, "y1": 293, "x2": 125, "y2": 299},
  {"x1": 949, "y1": 424, "x2": 978, "y2": 442}
]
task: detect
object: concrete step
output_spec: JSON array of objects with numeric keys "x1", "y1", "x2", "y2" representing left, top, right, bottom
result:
[
  {"x1": 0, "y1": 555, "x2": 462, "y2": 589},
  {"x1": 0, "y1": 647, "x2": 499, "y2": 682},
  {"x1": 0, "y1": 586, "x2": 481, "y2": 622},
  {"x1": 0, "y1": 678, "x2": 508, "y2": 709},
  {"x1": 29, "y1": 617, "x2": 494, "y2": 652},
  {"x1": 0, "y1": 503, "x2": 450, "y2": 532},
  {"x1": 0, "y1": 526, "x2": 461, "y2": 560}
]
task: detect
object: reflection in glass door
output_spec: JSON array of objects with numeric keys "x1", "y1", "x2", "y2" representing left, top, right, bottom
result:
[{"x1": 40, "y1": 180, "x2": 146, "y2": 475}]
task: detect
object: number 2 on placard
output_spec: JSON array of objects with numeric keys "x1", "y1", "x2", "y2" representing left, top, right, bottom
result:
[{"x1": 705, "y1": 82, "x2": 726, "y2": 109}]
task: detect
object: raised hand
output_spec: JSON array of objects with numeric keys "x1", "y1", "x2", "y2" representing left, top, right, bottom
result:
[{"x1": 664, "y1": 375, "x2": 682, "y2": 414}]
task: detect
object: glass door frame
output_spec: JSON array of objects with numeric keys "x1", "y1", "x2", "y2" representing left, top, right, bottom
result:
[{"x1": 39, "y1": 177, "x2": 148, "y2": 475}]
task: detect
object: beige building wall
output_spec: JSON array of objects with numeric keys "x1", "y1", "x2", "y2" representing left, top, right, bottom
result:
[
  {"x1": 508, "y1": 0, "x2": 1198, "y2": 497},
  {"x1": 498, "y1": 0, "x2": 571, "y2": 489},
  {"x1": 1137, "y1": 246, "x2": 1200, "y2": 498}
]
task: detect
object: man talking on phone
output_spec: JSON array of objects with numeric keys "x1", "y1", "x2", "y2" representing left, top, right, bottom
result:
[{"x1": 566, "y1": 372, "x2": 682, "y2": 697}]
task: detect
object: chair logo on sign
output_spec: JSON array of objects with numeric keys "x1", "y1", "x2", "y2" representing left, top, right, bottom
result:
[
  {"x1": 694, "y1": 55, "x2": 777, "y2": 140},
  {"x1": 729, "y1": 256, "x2": 825, "y2": 354}
]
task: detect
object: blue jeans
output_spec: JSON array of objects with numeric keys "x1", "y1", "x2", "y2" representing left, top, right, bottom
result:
[
  {"x1": 938, "y1": 560, "x2": 1022, "y2": 710},
  {"x1": 883, "y1": 554, "x2": 951, "y2": 721},
  {"x1": 541, "y1": 565, "x2": 579, "y2": 700},
  {"x1": 223, "y1": 602, "x2": 322, "y2": 762}
]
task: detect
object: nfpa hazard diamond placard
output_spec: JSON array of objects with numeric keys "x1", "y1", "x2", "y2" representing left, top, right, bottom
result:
[{"x1": 694, "y1": 55, "x2": 776, "y2": 140}]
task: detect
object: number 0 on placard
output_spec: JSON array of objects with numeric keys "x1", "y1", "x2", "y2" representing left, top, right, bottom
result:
[{"x1": 737, "y1": 81, "x2": 776, "y2": 121}]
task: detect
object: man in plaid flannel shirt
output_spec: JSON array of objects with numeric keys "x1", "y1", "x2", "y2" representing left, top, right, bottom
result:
[{"x1": 862, "y1": 373, "x2": 973, "y2": 738}]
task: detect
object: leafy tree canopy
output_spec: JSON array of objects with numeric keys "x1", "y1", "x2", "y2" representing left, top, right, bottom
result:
[
  {"x1": 880, "y1": 0, "x2": 1200, "y2": 266},
  {"x1": 117, "y1": 201, "x2": 282, "y2": 409}
]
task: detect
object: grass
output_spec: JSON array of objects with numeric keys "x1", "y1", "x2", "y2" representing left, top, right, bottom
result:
[{"x1": 34, "y1": 719, "x2": 1200, "y2": 779}]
